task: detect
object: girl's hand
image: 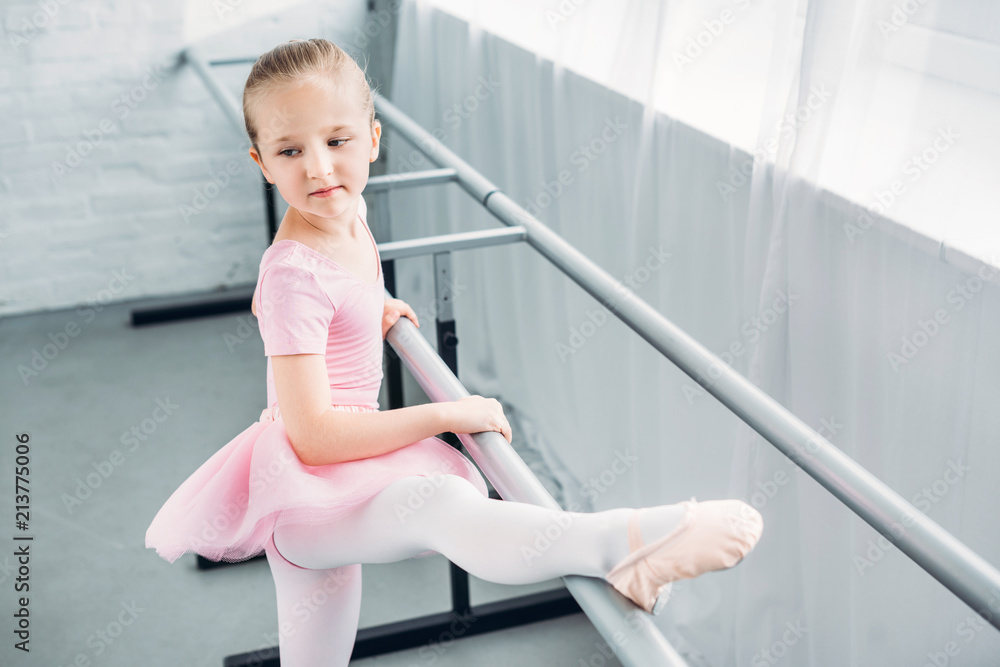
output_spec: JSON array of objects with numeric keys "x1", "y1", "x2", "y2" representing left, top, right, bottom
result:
[
  {"x1": 445, "y1": 395, "x2": 512, "y2": 444},
  {"x1": 382, "y1": 297, "x2": 419, "y2": 339}
]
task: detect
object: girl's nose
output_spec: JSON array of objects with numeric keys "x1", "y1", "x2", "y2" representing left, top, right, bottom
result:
[{"x1": 304, "y1": 149, "x2": 333, "y2": 179}]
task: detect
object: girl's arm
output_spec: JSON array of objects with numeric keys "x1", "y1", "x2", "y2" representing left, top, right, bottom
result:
[{"x1": 273, "y1": 353, "x2": 451, "y2": 465}]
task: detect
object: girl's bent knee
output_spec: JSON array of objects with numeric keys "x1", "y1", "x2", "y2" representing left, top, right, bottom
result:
[
  {"x1": 380, "y1": 473, "x2": 481, "y2": 529},
  {"x1": 394, "y1": 473, "x2": 481, "y2": 505}
]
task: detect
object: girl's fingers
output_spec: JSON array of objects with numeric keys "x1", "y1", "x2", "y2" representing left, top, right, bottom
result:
[
  {"x1": 494, "y1": 418, "x2": 511, "y2": 443},
  {"x1": 387, "y1": 298, "x2": 419, "y2": 327}
]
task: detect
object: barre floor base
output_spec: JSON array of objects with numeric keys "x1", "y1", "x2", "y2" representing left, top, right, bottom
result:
[{"x1": 222, "y1": 587, "x2": 583, "y2": 666}]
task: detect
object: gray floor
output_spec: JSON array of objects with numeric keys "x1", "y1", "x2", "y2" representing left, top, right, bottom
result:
[{"x1": 0, "y1": 290, "x2": 621, "y2": 666}]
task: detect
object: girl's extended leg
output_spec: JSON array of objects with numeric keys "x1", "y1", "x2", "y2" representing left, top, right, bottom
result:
[{"x1": 273, "y1": 473, "x2": 689, "y2": 584}]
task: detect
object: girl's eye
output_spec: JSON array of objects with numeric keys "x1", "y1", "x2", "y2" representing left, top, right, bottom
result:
[
  {"x1": 329, "y1": 139, "x2": 348, "y2": 147},
  {"x1": 278, "y1": 148, "x2": 299, "y2": 157}
]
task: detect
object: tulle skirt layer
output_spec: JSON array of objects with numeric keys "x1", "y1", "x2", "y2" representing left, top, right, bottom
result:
[{"x1": 145, "y1": 402, "x2": 489, "y2": 564}]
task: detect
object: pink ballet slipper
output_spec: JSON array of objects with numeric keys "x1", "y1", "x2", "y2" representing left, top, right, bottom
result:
[{"x1": 603, "y1": 498, "x2": 763, "y2": 615}]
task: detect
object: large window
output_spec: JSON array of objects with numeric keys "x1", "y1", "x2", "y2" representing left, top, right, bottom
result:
[{"x1": 422, "y1": 0, "x2": 1000, "y2": 266}]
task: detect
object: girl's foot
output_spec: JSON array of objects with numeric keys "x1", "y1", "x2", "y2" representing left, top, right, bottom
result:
[{"x1": 603, "y1": 498, "x2": 763, "y2": 614}]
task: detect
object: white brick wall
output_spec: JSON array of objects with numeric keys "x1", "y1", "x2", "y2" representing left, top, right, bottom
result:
[{"x1": 0, "y1": 0, "x2": 373, "y2": 317}]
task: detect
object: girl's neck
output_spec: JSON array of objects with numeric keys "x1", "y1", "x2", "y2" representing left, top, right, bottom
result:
[{"x1": 281, "y1": 201, "x2": 361, "y2": 243}]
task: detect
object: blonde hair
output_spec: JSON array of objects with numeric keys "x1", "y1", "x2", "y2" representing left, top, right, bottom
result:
[{"x1": 242, "y1": 38, "x2": 378, "y2": 150}]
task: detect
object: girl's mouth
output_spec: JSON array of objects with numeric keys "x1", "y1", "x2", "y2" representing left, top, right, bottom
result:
[{"x1": 310, "y1": 186, "x2": 342, "y2": 198}]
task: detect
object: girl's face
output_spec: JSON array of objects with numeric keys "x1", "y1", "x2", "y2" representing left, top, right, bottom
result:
[{"x1": 249, "y1": 75, "x2": 380, "y2": 226}]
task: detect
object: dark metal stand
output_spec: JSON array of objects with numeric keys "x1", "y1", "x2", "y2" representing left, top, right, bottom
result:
[
  {"x1": 383, "y1": 258, "x2": 405, "y2": 411},
  {"x1": 223, "y1": 588, "x2": 579, "y2": 666},
  {"x1": 195, "y1": 553, "x2": 261, "y2": 570},
  {"x1": 263, "y1": 179, "x2": 278, "y2": 240}
]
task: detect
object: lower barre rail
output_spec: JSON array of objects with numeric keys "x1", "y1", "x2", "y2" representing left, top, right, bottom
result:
[
  {"x1": 373, "y1": 92, "x2": 1000, "y2": 632},
  {"x1": 384, "y1": 307, "x2": 691, "y2": 667}
]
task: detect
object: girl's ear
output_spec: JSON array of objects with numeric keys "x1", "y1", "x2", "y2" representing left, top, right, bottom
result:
[
  {"x1": 249, "y1": 146, "x2": 275, "y2": 184},
  {"x1": 369, "y1": 120, "x2": 381, "y2": 163}
]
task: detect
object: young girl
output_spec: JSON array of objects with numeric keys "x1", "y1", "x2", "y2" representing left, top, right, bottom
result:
[{"x1": 145, "y1": 38, "x2": 764, "y2": 666}]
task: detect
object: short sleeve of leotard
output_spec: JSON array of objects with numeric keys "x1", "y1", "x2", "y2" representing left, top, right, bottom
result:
[{"x1": 256, "y1": 262, "x2": 334, "y2": 356}]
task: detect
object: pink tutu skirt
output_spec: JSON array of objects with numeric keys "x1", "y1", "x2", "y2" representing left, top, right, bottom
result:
[{"x1": 145, "y1": 402, "x2": 490, "y2": 564}]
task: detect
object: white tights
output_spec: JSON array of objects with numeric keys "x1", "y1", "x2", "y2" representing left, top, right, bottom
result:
[{"x1": 264, "y1": 473, "x2": 688, "y2": 667}]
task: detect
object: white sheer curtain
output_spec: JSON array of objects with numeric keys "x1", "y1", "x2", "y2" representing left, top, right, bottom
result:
[{"x1": 382, "y1": 0, "x2": 1000, "y2": 663}]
